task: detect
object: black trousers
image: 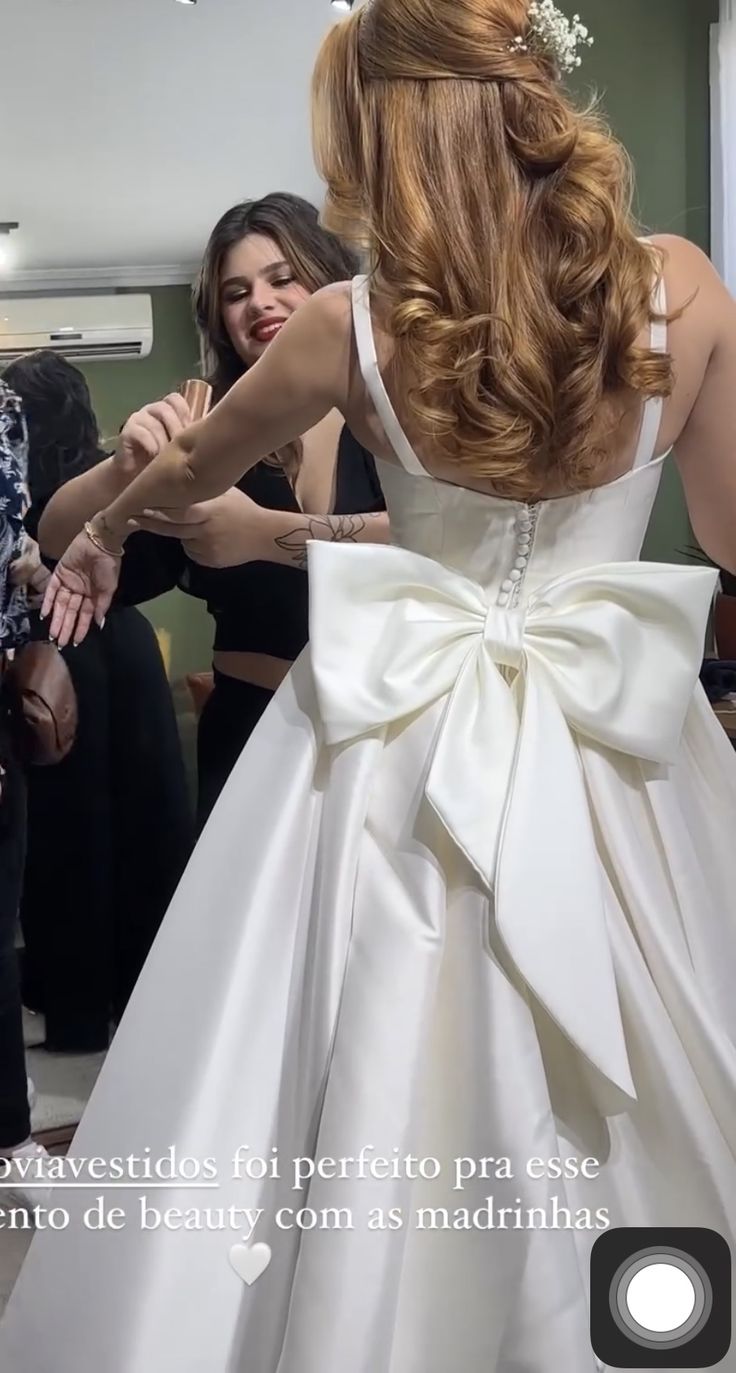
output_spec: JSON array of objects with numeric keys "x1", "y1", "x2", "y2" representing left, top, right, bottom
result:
[
  {"x1": 196, "y1": 671, "x2": 274, "y2": 833},
  {"x1": 20, "y1": 607, "x2": 194, "y2": 1051},
  {"x1": 0, "y1": 699, "x2": 29, "y2": 1148}
]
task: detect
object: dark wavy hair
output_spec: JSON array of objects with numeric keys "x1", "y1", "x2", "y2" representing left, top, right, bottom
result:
[
  {"x1": 193, "y1": 192, "x2": 359, "y2": 404},
  {"x1": 2, "y1": 351, "x2": 102, "y2": 506}
]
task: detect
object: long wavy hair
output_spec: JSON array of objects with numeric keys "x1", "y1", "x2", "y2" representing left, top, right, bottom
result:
[{"x1": 312, "y1": 0, "x2": 673, "y2": 498}]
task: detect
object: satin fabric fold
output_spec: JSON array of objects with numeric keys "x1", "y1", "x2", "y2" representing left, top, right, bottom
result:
[{"x1": 308, "y1": 542, "x2": 716, "y2": 1105}]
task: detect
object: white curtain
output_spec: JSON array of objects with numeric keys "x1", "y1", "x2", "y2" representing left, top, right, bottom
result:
[{"x1": 712, "y1": 0, "x2": 736, "y2": 291}]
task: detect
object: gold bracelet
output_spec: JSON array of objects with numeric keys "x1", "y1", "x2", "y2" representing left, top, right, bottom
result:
[{"x1": 84, "y1": 520, "x2": 124, "y2": 559}]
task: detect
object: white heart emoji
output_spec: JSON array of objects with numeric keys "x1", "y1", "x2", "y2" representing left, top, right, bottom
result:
[{"x1": 228, "y1": 1241, "x2": 272, "y2": 1286}]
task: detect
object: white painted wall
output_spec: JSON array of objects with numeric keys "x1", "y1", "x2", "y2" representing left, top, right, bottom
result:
[{"x1": 1, "y1": 0, "x2": 339, "y2": 282}]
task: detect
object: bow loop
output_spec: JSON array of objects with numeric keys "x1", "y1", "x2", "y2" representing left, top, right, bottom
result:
[{"x1": 307, "y1": 540, "x2": 717, "y2": 1106}]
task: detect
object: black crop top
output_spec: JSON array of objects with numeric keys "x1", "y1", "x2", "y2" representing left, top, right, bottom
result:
[{"x1": 114, "y1": 425, "x2": 386, "y2": 660}]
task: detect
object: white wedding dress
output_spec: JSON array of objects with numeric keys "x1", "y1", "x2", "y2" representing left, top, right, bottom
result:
[{"x1": 2, "y1": 276, "x2": 736, "y2": 1372}]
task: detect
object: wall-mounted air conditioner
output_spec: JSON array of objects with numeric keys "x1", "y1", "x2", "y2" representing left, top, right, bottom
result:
[{"x1": 0, "y1": 294, "x2": 154, "y2": 363}]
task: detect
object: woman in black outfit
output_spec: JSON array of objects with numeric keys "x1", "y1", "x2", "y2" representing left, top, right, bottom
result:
[
  {"x1": 3, "y1": 353, "x2": 193, "y2": 1053},
  {"x1": 39, "y1": 194, "x2": 388, "y2": 831}
]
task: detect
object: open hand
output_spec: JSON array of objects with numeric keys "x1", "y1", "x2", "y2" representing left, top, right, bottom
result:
[{"x1": 41, "y1": 529, "x2": 122, "y2": 647}]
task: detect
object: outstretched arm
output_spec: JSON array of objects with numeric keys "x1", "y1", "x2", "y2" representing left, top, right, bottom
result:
[
  {"x1": 41, "y1": 287, "x2": 353, "y2": 644},
  {"x1": 92, "y1": 287, "x2": 348, "y2": 551},
  {"x1": 39, "y1": 392, "x2": 192, "y2": 558}
]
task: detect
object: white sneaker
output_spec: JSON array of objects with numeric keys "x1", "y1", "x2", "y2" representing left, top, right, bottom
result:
[{"x1": 0, "y1": 1140, "x2": 53, "y2": 1214}]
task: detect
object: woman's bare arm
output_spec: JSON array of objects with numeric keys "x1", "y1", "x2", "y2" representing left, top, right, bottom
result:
[
  {"x1": 39, "y1": 393, "x2": 192, "y2": 557},
  {"x1": 670, "y1": 240, "x2": 736, "y2": 573},
  {"x1": 91, "y1": 287, "x2": 350, "y2": 549},
  {"x1": 38, "y1": 459, "x2": 131, "y2": 559},
  {"x1": 135, "y1": 494, "x2": 390, "y2": 570}
]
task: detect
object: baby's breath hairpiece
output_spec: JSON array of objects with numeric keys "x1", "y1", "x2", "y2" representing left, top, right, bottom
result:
[{"x1": 510, "y1": 1, "x2": 594, "y2": 74}]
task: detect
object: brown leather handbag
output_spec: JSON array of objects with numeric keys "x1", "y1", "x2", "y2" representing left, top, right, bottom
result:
[{"x1": 7, "y1": 641, "x2": 78, "y2": 765}]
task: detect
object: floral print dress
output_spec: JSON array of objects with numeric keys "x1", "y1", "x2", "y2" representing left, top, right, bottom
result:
[{"x1": 0, "y1": 382, "x2": 30, "y2": 654}]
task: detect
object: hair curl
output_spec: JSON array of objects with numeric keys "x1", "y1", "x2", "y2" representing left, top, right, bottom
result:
[{"x1": 312, "y1": 0, "x2": 673, "y2": 498}]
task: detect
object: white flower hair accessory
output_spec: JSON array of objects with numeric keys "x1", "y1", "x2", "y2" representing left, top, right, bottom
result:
[{"x1": 511, "y1": 1, "x2": 594, "y2": 74}]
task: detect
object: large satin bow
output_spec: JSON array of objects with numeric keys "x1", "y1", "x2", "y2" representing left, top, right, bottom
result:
[{"x1": 307, "y1": 542, "x2": 716, "y2": 1105}]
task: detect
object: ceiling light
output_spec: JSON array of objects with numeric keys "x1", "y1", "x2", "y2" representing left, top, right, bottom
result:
[
  {"x1": 175, "y1": 0, "x2": 197, "y2": 6},
  {"x1": 331, "y1": 1, "x2": 353, "y2": 11}
]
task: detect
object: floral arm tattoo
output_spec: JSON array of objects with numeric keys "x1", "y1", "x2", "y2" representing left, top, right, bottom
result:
[{"x1": 273, "y1": 512, "x2": 387, "y2": 570}]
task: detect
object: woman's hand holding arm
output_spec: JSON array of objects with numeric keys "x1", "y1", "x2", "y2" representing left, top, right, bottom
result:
[
  {"x1": 136, "y1": 490, "x2": 390, "y2": 570},
  {"x1": 44, "y1": 288, "x2": 349, "y2": 642}
]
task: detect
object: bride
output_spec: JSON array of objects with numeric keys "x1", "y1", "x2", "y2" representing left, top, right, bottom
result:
[{"x1": 3, "y1": 0, "x2": 736, "y2": 1369}]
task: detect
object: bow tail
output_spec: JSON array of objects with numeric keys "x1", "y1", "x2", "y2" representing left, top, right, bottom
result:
[
  {"x1": 425, "y1": 651, "x2": 521, "y2": 890},
  {"x1": 495, "y1": 668, "x2": 636, "y2": 1108}
]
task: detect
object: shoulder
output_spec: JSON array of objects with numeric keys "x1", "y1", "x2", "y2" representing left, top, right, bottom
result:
[
  {"x1": 648, "y1": 234, "x2": 736, "y2": 359},
  {"x1": 648, "y1": 234, "x2": 730, "y2": 308},
  {"x1": 267, "y1": 281, "x2": 356, "y2": 406},
  {"x1": 301, "y1": 280, "x2": 354, "y2": 334},
  {"x1": 266, "y1": 279, "x2": 354, "y2": 367},
  {"x1": 648, "y1": 233, "x2": 710, "y2": 269}
]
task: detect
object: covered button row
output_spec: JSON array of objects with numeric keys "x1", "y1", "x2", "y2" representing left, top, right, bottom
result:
[{"x1": 498, "y1": 511, "x2": 534, "y2": 605}]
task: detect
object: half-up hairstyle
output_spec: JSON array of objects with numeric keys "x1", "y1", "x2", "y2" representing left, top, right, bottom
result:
[{"x1": 312, "y1": 0, "x2": 673, "y2": 498}]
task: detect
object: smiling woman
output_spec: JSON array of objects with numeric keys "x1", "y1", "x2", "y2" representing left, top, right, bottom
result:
[
  {"x1": 192, "y1": 195, "x2": 357, "y2": 490},
  {"x1": 35, "y1": 193, "x2": 389, "y2": 831},
  {"x1": 217, "y1": 245, "x2": 309, "y2": 360}
]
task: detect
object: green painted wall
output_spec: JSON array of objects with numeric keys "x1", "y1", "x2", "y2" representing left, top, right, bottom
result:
[
  {"x1": 567, "y1": 0, "x2": 718, "y2": 562},
  {"x1": 80, "y1": 286, "x2": 199, "y2": 442}
]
